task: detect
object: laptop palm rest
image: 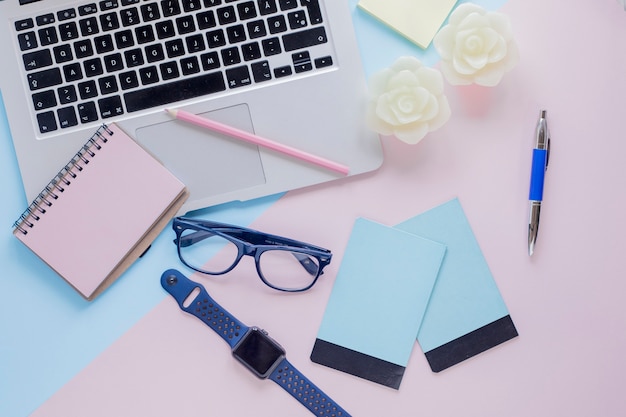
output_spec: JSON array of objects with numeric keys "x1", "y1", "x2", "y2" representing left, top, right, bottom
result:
[{"x1": 135, "y1": 104, "x2": 266, "y2": 204}]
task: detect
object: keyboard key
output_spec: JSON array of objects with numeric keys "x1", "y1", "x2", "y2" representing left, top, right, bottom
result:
[
  {"x1": 182, "y1": 0, "x2": 202, "y2": 12},
  {"x1": 22, "y1": 49, "x2": 53, "y2": 71},
  {"x1": 104, "y1": 53, "x2": 125, "y2": 71},
  {"x1": 282, "y1": 26, "x2": 327, "y2": 51},
  {"x1": 100, "y1": 1, "x2": 120, "y2": 11},
  {"x1": 32, "y1": 90, "x2": 57, "y2": 110},
  {"x1": 180, "y1": 56, "x2": 200, "y2": 75},
  {"x1": 74, "y1": 39, "x2": 94, "y2": 58},
  {"x1": 98, "y1": 95, "x2": 124, "y2": 118},
  {"x1": 273, "y1": 65, "x2": 291, "y2": 78},
  {"x1": 119, "y1": 70, "x2": 140, "y2": 89},
  {"x1": 242, "y1": 42, "x2": 261, "y2": 61},
  {"x1": 38, "y1": 27, "x2": 59, "y2": 46},
  {"x1": 58, "y1": 8, "x2": 78, "y2": 21},
  {"x1": 200, "y1": 51, "x2": 220, "y2": 70},
  {"x1": 95, "y1": 34, "x2": 116, "y2": 53},
  {"x1": 221, "y1": 47, "x2": 241, "y2": 66},
  {"x1": 58, "y1": 106, "x2": 78, "y2": 128},
  {"x1": 36, "y1": 14, "x2": 56, "y2": 26},
  {"x1": 59, "y1": 22, "x2": 79, "y2": 41},
  {"x1": 237, "y1": 1, "x2": 257, "y2": 19},
  {"x1": 161, "y1": 0, "x2": 182, "y2": 17},
  {"x1": 225, "y1": 65, "x2": 251, "y2": 88},
  {"x1": 156, "y1": 20, "x2": 176, "y2": 39},
  {"x1": 37, "y1": 111, "x2": 57, "y2": 133},
  {"x1": 216, "y1": 6, "x2": 237, "y2": 24},
  {"x1": 160, "y1": 61, "x2": 180, "y2": 80},
  {"x1": 141, "y1": 3, "x2": 161, "y2": 21},
  {"x1": 261, "y1": 37, "x2": 281, "y2": 56},
  {"x1": 79, "y1": 4, "x2": 98, "y2": 15},
  {"x1": 139, "y1": 66, "x2": 160, "y2": 84},
  {"x1": 301, "y1": 0, "x2": 323, "y2": 25},
  {"x1": 247, "y1": 20, "x2": 266, "y2": 38},
  {"x1": 79, "y1": 17, "x2": 100, "y2": 36},
  {"x1": 63, "y1": 63, "x2": 83, "y2": 82},
  {"x1": 135, "y1": 25, "x2": 155, "y2": 43},
  {"x1": 267, "y1": 15, "x2": 287, "y2": 34},
  {"x1": 27, "y1": 68, "x2": 62, "y2": 90},
  {"x1": 121, "y1": 7, "x2": 141, "y2": 26},
  {"x1": 78, "y1": 80, "x2": 98, "y2": 99},
  {"x1": 258, "y1": 0, "x2": 277, "y2": 15},
  {"x1": 226, "y1": 24, "x2": 246, "y2": 43},
  {"x1": 77, "y1": 102, "x2": 99, "y2": 123},
  {"x1": 99, "y1": 75, "x2": 119, "y2": 93},
  {"x1": 18, "y1": 32, "x2": 38, "y2": 51},
  {"x1": 84, "y1": 58, "x2": 104, "y2": 77},
  {"x1": 292, "y1": 51, "x2": 312, "y2": 73},
  {"x1": 314, "y1": 55, "x2": 333, "y2": 68},
  {"x1": 53, "y1": 44, "x2": 73, "y2": 63},
  {"x1": 278, "y1": 0, "x2": 297, "y2": 10},
  {"x1": 145, "y1": 44, "x2": 166, "y2": 62},
  {"x1": 251, "y1": 60, "x2": 271, "y2": 82},
  {"x1": 124, "y1": 48, "x2": 144, "y2": 67},
  {"x1": 123, "y1": 72, "x2": 226, "y2": 112},
  {"x1": 100, "y1": 12, "x2": 120, "y2": 31},
  {"x1": 58, "y1": 85, "x2": 78, "y2": 104},
  {"x1": 185, "y1": 34, "x2": 205, "y2": 52},
  {"x1": 165, "y1": 39, "x2": 185, "y2": 57},
  {"x1": 206, "y1": 29, "x2": 226, "y2": 48},
  {"x1": 287, "y1": 11, "x2": 307, "y2": 30},
  {"x1": 197, "y1": 11, "x2": 217, "y2": 29},
  {"x1": 176, "y1": 15, "x2": 196, "y2": 34},
  {"x1": 15, "y1": 19, "x2": 34, "y2": 31}
]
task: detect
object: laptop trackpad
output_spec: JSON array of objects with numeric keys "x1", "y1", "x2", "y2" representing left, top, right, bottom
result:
[{"x1": 136, "y1": 104, "x2": 266, "y2": 202}]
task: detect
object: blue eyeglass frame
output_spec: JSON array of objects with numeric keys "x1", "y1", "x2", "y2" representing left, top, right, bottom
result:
[{"x1": 172, "y1": 217, "x2": 333, "y2": 292}]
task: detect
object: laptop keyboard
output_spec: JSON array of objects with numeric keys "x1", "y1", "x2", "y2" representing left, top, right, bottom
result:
[{"x1": 13, "y1": 0, "x2": 334, "y2": 135}]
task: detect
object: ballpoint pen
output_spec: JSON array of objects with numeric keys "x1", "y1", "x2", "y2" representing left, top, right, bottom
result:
[{"x1": 528, "y1": 110, "x2": 550, "y2": 256}]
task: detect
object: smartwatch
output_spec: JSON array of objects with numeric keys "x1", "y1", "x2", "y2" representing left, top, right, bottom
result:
[{"x1": 161, "y1": 269, "x2": 351, "y2": 417}]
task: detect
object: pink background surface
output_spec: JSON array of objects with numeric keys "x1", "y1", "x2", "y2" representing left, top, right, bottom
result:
[{"x1": 31, "y1": 0, "x2": 626, "y2": 416}]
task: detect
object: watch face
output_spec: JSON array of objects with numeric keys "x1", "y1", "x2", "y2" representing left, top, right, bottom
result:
[{"x1": 232, "y1": 328, "x2": 285, "y2": 378}]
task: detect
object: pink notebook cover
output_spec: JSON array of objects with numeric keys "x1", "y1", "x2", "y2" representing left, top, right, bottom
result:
[{"x1": 13, "y1": 124, "x2": 187, "y2": 300}]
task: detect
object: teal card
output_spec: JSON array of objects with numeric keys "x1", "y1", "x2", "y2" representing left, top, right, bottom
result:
[
  {"x1": 311, "y1": 218, "x2": 446, "y2": 389},
  {"x1": 395, "y1": 198, "x2": 518, "y2": 372}
]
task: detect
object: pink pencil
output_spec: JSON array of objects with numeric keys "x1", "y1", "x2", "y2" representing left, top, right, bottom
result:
[{"x1": 165, "y1": 109, "x2": 350, "y2": 175}]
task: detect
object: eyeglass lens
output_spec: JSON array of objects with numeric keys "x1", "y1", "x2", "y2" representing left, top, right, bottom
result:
[{"x1": 178, "y1": 228, "x2": 321, "y2": 291}]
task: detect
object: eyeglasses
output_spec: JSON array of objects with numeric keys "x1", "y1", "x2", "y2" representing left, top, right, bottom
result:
[{"x1": 172, "y1": 217, "x2": 333, "y2": 292}]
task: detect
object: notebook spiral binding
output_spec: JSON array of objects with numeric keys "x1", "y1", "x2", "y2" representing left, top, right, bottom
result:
[{"x1": 12, "y1": 124, "x2": 114, "y2": 235}]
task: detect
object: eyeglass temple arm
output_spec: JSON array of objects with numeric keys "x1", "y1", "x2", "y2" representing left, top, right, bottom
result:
[
  {"x1": 175, "y1": 229, "x2": 216, "y2": 248},
  {"x1": 177, "y1": 230, "x2": 322, "y2": 275}
]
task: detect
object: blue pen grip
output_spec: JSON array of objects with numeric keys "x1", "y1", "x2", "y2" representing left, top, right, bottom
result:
[{"x1": 529, "y1": 149, "x2": 547, "y2": 201}]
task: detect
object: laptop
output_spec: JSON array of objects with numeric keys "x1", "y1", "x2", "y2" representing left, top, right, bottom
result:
[{"x1": 0, "y1": 0, "x2": 383, "y2": 214}]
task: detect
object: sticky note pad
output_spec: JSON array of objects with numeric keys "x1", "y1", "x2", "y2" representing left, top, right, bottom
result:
[
  {"x1": 358, "y1": 0, "x2": 458, "y2": 49},
  {"x1": 395, "y1": 199, "x2": 519, "y2": 372},
  {"x1": 311, "y1": 218, "x2": 446, "y2": 389}
]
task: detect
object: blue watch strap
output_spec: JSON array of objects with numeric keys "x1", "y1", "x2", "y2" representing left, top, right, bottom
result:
[
  {"x1": 161, "y1": 269, "x2": 248, "y2": 348},
  {"x1": 270, "y1": 358, "x2": 351, "y2": 417},
  {"x1": 161, "y1": 269, "x2": 351, "y2": 417}
]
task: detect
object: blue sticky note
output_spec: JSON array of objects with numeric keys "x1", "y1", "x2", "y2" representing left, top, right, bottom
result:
[
  {"x1": 311, "y1": 218, "x2": 446, "y2": 389},
  {"x1": 395, "y1": 198, "x2": 518, "y2": 372}
]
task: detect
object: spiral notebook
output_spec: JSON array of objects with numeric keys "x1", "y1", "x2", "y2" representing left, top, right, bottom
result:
[{"x1": 12, "y1": 124, "x2": 188, "y2": 301}]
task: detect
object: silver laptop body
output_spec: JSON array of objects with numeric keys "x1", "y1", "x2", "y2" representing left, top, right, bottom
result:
[{"x1": 0, "y1": 0, "x2": 382, "y2": 214}]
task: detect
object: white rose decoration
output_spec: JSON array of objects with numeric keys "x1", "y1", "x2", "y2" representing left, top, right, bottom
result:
[
  {"x1": 366, "y1": 56, "x2": 451, "y2": 145},
  {"x1": 434, "y1": 3, "x2": 519, "y2": 86}
]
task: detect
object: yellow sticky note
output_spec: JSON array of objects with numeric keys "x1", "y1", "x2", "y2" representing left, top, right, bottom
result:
[{"x1": 358, "y1": 0, "x2": 458, "y2": 49}]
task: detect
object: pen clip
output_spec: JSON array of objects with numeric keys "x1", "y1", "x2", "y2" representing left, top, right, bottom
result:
[{"x1": 545, "y1": 132, "x2": 551, "y2": 170}]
